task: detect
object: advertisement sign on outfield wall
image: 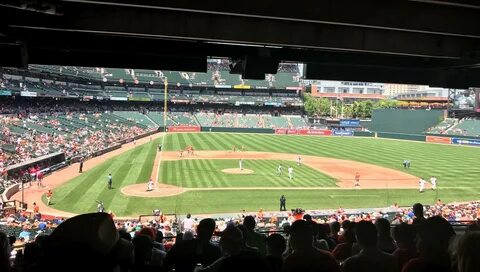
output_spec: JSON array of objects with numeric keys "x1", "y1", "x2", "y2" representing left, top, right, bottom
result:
[
  {"x1": 333, "y1": 130, "x2": 354, "y2": 136},
  {"x1": 426, "y1": 136, "x2": 451, "y2": 144},
  {"x1": 20, "y1": 91, "x2": 37, "y2": 97},
  {"x1": 451, "y1": 138, "x2": 480, "y2": 146},
  {"x1": 339, "y1": 119, "x2": 360, "y2": 126},
  {"x1": 275, "y1": 129, "x2": 332, "y2": 136},
  {"x1": 168, "y1": 126, "x2": 201, "y2": 132}
]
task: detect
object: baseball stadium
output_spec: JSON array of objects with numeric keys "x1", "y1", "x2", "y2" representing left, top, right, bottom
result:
[
  {"x1": 1, "y1": 2, "x2": 480, "y2": 272},
  {"x1": 2, "y1": 63, "x2": 479, "y2": 218}
]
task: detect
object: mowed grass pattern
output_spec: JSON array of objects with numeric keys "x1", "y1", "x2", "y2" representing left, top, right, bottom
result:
[
  {"x1": 50, "y1": 133, "x2": 480, "y2": 216},
  {"x1": 160, "y1": 160, "x2": 337, "y2": 188}
]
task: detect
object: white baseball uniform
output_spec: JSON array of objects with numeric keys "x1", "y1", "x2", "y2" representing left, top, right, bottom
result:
[
  {"x1": 239, "y1": 159, "x2": 243, "y2": 170},
  {"x1": 277, "y1": 165, "x2": 283, "y2": 175},
  {"x1": 430, "y1": 177, "x2": 437, "y2": 190},
  {"x1": 288, "y1": 167, "x2": 293, "y2": 180},
  {"x1": 419, "y1": 178, "x2": 426, "y2": 192}
]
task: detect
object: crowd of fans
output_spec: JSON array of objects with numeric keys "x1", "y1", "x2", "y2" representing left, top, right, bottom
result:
[{"x1": 1, "y1": 201, "x2": 480, "y2": 271}]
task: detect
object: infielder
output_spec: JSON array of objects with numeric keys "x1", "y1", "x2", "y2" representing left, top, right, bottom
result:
[
  {"x1": 239, "y1": 159, "x2": 243, "y2": 171},
  {"x1": 354, "y1": 172, "x2": 360, "y2": 188},
  {"x1": 297, "y1": 156, "x2": 302, "y2": 166},
  {"x1": 430, "y1": 176, "x2": 437, "y2": 190},
  {"x1": 288, "y1": 166, "x2": 293, "y2": 180},
  {"x1": 419, "y1": 177, "x2": 426, "y2": 193}
]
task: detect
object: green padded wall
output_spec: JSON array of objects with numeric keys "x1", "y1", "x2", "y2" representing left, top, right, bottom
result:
[{"x1": 369, "y1": 109, "x2": 445, "y2": 134}]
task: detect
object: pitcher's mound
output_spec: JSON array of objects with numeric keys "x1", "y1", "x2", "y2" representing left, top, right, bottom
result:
[
  {"x1": 121, "y1": 183, "x2": 185, "y2": 197},
  {"x1": 222, "y1": 168, "x2": 254, "y2": 174}
]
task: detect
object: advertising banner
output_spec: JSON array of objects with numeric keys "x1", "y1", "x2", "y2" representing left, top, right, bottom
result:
[
  {"x1": 110, "y1": 97, "x2": 128, "y2": 101},
  {"x1": 275, "y1": 128, "x2": 288, "y2": 134},
  {"x1": 333, "y1": 130, "x2": 354, "y2": 136},
  {"x1": 128, "y1": 97, "x2": 152, "y2": 102},
  {"x1": 451, "y1": 138, "x2": 480, "y2": 146},
  {"x1": 339, "y1": 119, "x2": 360, "y2": 126},
  {"x1": 298, "y1": 129, "x2": 332, "y2": 136},
  {"x1": 426, "y1": 136, "x2": 451, "y2": 144},
  {"x1": 168, "y1": 126, "x2": 201, "y2": 132},
  {"x1": 0, "y1": 90, "x2": 12, "y2": 96},
  {"x1": 20, "y1": 91, "x2": 37, "y2": 97}
]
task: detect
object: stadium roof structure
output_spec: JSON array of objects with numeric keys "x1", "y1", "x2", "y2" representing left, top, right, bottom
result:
[{"x1": 0, "y1": 0, "x2": 479, "y2": 88}]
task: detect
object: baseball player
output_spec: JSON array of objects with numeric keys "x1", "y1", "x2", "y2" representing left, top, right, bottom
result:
[
  {"x1": 297, "y1": 156, "x2": 302, "y2": 166},
  {"x1": 239, "y1": 159, "x2": 243, "y2": 171},
  {"x1": 430, "y1": 176, "x2": 437, "y2": 190},
  {"x1": 354, "y1": 172, "x2": 360, "y2": 188},
  {"x1": 46, "y1": 189, "x2": 53, "y2": 206},
  {"x1": 108, "y1": 173, "x2": 113, "y2": 189},
  {"x1": 147, "y1": 178, "x2": 154, "y2": 191},
  {"x1": 288, "y1": 166, "x2": 293, "y2": 180},
  {"x1": 277, "y1": 164, "x2": 283, "y2": 176},
  {"x1": 419, "y1": 177, "x2": 426, "y2": 193}
]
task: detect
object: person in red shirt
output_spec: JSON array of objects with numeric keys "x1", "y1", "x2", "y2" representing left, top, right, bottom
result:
[
  {"x1": 37, "y1": 171, "x2": 44, "y2": 187},
  {"x1": 33, "y1": 202, "x2": 39, "y2": 214}
]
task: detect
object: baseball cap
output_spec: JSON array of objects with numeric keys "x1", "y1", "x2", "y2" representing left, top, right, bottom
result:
[{"x1": 49, "y1": 212, "x2": 119, "y2": 255}]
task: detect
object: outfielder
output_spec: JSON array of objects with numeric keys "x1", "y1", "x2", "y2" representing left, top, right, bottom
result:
[{"x1": 277, "y1": 164, "x2": 283, "y2": 175}]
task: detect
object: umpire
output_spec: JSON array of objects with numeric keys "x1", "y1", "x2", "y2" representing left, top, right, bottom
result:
[{"x1": 280, "y1": 195, "x2": 286, "y2": 211}]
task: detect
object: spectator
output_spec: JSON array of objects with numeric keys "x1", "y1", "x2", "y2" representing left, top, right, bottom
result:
[
  {"x1": 163, "y1": 218, "x2": 221, "y2": 272},
  {"x1": 283, "y1": 220, "x2": 340, "y2": 272},
  {"x1": 333, "y1": 223, "x2": 356, "y2": 262},
  {"x1": 341, "y1": 220, "x2": 398, "y2": 272},
  {"x1": 375, "y1": 218, "x2": 396, "y2": 254},
  {"x1": 412, "y1": 203, "x2": 426, "y2": 225},
  {"x1": 243, "y1": 216, "x2": 267, "y2": 255},
  {"x1": 456, "y1": 231, "x2": 480, "y2": 272},
  {"x1": 402, "y1": 216, "x2": 455, "y2": 272},
  {"x1": 266, "y1": 233, "x2": 286, "y2": 272},
  {"x1": 0, "y1": 231, "x2": 10, "y2": 272},
  {"x1": 392, "y1": 223, "x2": 417, "y2": 270}
]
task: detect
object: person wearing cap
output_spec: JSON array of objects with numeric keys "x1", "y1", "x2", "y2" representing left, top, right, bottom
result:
[
  {"x1": 38, "y1": 212, "x2": 133, "y2": 272},
  {"x1": 107, "y1": 173, "x2": 113, "y2": 189}
]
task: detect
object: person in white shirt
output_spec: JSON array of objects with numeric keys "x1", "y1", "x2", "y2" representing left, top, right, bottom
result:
[
  {"x1": 419, "y1": 178, "x2": 426, "y2": 193},
  {"x1": 277, "y1": 164, "x2": 283, "y2": 176},
  {"x1": 182, "y1": 213, "x2": 194, "y2": 232},
  {"x1": 147, "y1": 178, "x2": 154, "y2": 191},
  {"x1": 288, "y1": 166, "x2": 293, "y2": 180},
  {"x1": 430, "y1": 176, "x2": 437, "y2": 190}
]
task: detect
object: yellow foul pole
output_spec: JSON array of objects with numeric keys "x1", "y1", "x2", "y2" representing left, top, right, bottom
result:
[{"x1": 163, "y1": 77, "x2": 168, "y2": 132}]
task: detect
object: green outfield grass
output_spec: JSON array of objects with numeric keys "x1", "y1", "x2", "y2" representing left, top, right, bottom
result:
[
  {"x1": 50, "y1": 133, "x2": 480, "y2": 216},
  {"x1": 160, "y1": 159, "x2": 337, "y2": 188}
]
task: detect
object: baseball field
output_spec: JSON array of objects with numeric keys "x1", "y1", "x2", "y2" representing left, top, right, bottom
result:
[{"x1": 45, "y1": 133, "x2": 480, "y2": 216}]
